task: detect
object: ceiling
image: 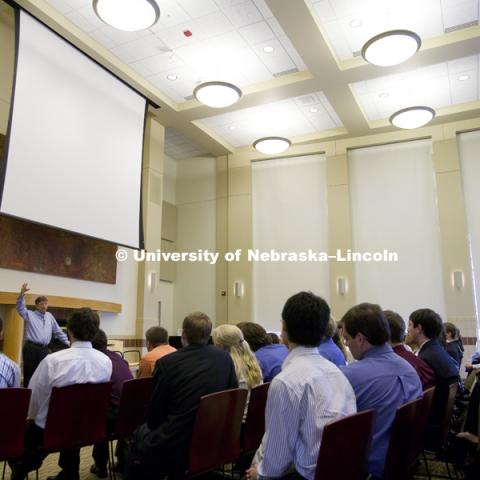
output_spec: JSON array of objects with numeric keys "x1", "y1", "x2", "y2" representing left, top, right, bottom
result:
[{"x1": 9, "y1": 0, "x2": 480, "y2": 157}]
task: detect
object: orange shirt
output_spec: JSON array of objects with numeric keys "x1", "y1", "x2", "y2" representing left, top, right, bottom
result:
[{"x1": 138, "y1": 344, "x2": 177, "y2": 377}]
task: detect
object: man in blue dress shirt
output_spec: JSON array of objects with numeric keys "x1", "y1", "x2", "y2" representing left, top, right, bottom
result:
[
  {"x1": 16, "y1": 283, "x2": 70, "y2": 386},
  {"x1": 341, "y1": 303, "x2": 422, "y2": 479}
]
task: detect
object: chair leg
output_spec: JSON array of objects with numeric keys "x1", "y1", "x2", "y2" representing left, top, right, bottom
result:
[
  {"x1": 109, "y1": 440, "x2": 116, "y2": 480},
  {"x1": 423, "y1": 451, "x2": 431, "y2": 480},
  {"x1": 2, "y1": 461, "x2": 6, "y2": 480}
]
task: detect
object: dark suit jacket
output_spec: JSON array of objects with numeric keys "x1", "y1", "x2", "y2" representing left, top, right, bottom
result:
[{"x1": 134, "y1": 344, "x2": 238, "y2": 477}]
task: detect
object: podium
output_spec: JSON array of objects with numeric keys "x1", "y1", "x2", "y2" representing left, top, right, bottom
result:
[{"x1": 0, "y1": 292, "x2": 121, "y2": 363}]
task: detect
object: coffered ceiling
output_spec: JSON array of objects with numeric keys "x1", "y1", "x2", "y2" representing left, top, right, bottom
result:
[{"x1": 8, "y1": 0, "x2": 480, "y2": 157}]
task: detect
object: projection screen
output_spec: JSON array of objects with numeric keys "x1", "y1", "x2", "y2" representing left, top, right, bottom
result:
[{"x1": 0, "y1": 9, "x2": 147, "y2": 249}]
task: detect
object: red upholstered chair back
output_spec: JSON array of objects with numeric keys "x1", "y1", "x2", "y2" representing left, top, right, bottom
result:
[
  {"x1": 43, "y1": 382, "x2": 112, "y2": 453},
  {"x1": 243, "y1": 382, "x2": 270, "y2": 454},
  {"x1": 114, "y1": 376, "x2": 154, "y2": 439},
  {"x1": 188, "y1": 388, "x2": 247, "y2": 476},
  {"x1": 413, "y1": 386, "x2": 435, "y2": 459},
  {"x1": 384, "y1": 396, "x2": 423, "y2": 480},
  {"x1": 315, "y1": 409, "x2": 375, "y2": 480},
  {"x1": 0, "y1": 388, "x2": 31, "y2": 461}
]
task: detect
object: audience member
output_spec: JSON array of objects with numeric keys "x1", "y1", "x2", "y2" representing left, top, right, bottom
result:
[
  {"x1": 90, "y1": 329, "x2": 133, "y2": 478},
  {"x1": 16, "y1": 283, "x2": 70, "y2": 386},
  {"x1": 128, "y1": 312, "x2": 237, "y2": 480},
  {"x1": 444, "y1": 322, "x2": 464, "y2": 369},
  {"x1": 212, "y1": 324, "x2": 263, "y2": 419},
  {"x1": 318, "y1": 316, "x2": 346, "y2": 366},
  {"x1": 0, "y1": 315, "x2": 20, "y2": 388},
  {"x1": 237, "y1": 322, "x2": 288, "y2": 382},
  {"x1": 341, "y1": 303, "x2": 422, "y2": 479},
  {"x1": 11, "y1": 308, "x2": 112, "y2": 480},
  {"x1": 407, "y1": 309, "x2": 460, "y2": 449},
  {"x1": 267, "y1": 332, "x2": 280, "y2": 344},
  {"x1": 384, "y1": 310, "x2": 435, "y2": 389},
  {"x1": 336, "y1": 320, "x2": 355, "y2": 363},
  {"x1": 137, "y1": 327, "x2": 176, "y2": 378},
  {"x1": 246, "y1": 292, "x2": 356, "y2": 480}
]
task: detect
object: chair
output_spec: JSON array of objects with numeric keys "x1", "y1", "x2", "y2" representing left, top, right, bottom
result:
[
  {"x1": 242, "y1": 382, "x2": 270, "y2": 455},
  {"x1": 0, "y1": 388, "x2": 31, "y2": 480},
  {"x1": 188, "y1": 388, "x2": 247, "y2": 476},
  {"x1": 108, "y1": 377, "x2": 154, "y2": 479},
  {"x1": 315, "y1": 409, "x2": 375, "y2": 480},
  {"x1": 384, "y1": 396, "x2": 423, "y2": 480},
  {"x1": 42, "y1": 383, "x2": 112, "y2": 454},
  {"x1": 415, "y1": 387, "x2": 435, "y2": 477}
]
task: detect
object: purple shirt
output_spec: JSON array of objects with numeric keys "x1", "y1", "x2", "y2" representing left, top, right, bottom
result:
[{"x1": 103, "y1": 349, "x2": 133, "y2": 406}]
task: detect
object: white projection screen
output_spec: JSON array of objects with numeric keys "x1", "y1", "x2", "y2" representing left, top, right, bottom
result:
[{"x1": 0, "y1": 10, "x2": 147, "y2": 249}]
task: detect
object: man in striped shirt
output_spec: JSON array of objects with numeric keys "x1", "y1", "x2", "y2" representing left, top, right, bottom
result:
[
  {"x1": 247, "y1": 292, "x2": 356, "y2": 480},
  {"x1": 0, "y1": 316, "x2": 20, "y2": 388}
]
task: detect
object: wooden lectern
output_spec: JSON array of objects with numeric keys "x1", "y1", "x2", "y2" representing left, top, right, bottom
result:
[{"x1": 0, "y1": 292, "x2": 121, "y2": 363}]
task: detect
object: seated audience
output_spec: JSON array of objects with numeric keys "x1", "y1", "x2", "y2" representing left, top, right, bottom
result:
[
  {"x1": 341, "y1": 303, "x2": 422, "y2": 479},
  {"x1": 407, "y1": 309, "x2": 460, "y2": 449},
  {"x1": 267, "y1": 332, "x2": 280, "y2": 344},
  {"x1": 128, "y1": 312, "x2": 238, "y2": 480},
  {"x1": 444, "y1": 322, "x2": 464, "y2": 369},
  {"x1": 237, "y1": 322, "x2": 288, "y2": 382},
  {"x1": 318, "y1": 316, "x2": 346, "y2": 366},
  {"x1": 212, "y1": 324, "x2": 263, "y2": 419},
  {"x1": 11, "y1": 308, "x2": 112, "y2": 480},
  {"x1": 384, "y1": 310, "x2": 435, "y2": 389},
  {"x1": 246, "y1": 292, "x2": 356, "y2": 480},
  {"x1": 336, "y1": 320, "x2": 355, "y2": 363},
  {"x1": 0, "y1": 315, "x2": 20, "y2": 388},
  {"x1": 90, "y1": 329, "x2": 133, "y2": 478},
  {"x1": 137, "y1": 326, "x2": 176, "y2": 378}
]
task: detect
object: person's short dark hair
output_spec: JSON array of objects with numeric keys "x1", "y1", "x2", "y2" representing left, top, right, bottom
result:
[
  {"x1": 342, "y1": 303, "x2": 390, "y2": 346},
  {"x1": 444, "y1": 322, "x2": 459, "y2": 339},
  {"x1": 409, "y1": 308, "x2": 443, "y2": 339},
  {"x1": 67, "y1": 307, "x2": 99, "y2": 342},
  {"x1": 146, "y1": 326, "x2": 169, "y2": 347},
  {"x1": 92, "y1": 329, "x2": 108, "y2": 351},
  {"x1": 268, "y1": 332, "x2": 280, "y2": 344},
  {"x1": 35, "y1": 295, "x2": 48, "y2": 305},
  {"x1": 236, "y1": 322, "x2": 271, "y2": 351},
  {"x1": 183, "y1": 312, "x2": 212, "y2": 345},
  {"x1": 384, "y1": 310, "x2": 406, "y2": 343},
  {"x1": 281, "y1": 291, "x2": 330, "y2": 347},
  {"x1": 91, "y1": 310, "x2": 100, "y2": 329}
]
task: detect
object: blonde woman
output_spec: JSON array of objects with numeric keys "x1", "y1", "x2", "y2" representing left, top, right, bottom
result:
[{"x1": 212, "y1": 324, "x2": 263, "y2": 419}]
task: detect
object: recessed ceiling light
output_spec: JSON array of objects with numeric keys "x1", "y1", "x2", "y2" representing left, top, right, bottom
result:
[
  {"x1": 310, "y1": 107, "x2": 318, "y2": 113},
  {"x1": 93, "y1": 0, "x2": 160, "y2": 32},
  {"x1": 166, "y1": 74, "x2": 178, "y2": 81},
  {"x1": 362, "y1": 30, "x2": 421, "y2": 67},
  {"x1": 389, "y1": 106, "x2": 435, "y2": 129},
  {"x1": 229, "y1": 125, "x2": 236, "y2": 131},
  {"x1": 378, "y1": 92, "x2": 389, "y2": 99},
  {"x1": 193, "y1": 81, "x2": 242, "y2": 108},
  {"x1": 253, "y1": 137, "x2": 291, "y2": 155},
  {"x1": 458, "y1": 74, "x2": 470, "y2": 81},
  {"x1": 349, "y1": 19, "x2": 362, "y2": 28},
  {"x1": 263, "y1": 45, "x2": 274, "y2": 53}
]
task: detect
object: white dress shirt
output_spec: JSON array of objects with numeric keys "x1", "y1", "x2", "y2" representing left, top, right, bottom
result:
[
  {"x1": 28, "y1": 341, "x2": 112, "y2": 428},
  {"x1": 256, "y1": 346, "x2": 357, "y2": 480}
]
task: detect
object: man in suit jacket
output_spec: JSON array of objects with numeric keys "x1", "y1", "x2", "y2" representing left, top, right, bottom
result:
[
  {"x1": 128, "y1": 312, "x2": 238, "y2": 480},
  {"x1": 407, "y1": 308, "x2": 459, "y2": 449}
]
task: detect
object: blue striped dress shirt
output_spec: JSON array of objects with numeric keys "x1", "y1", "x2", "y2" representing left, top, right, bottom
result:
[
  {"x1": 0, "y1": 352, "x2": 21, "y2": 388},
  {"x1": 16, "y1": 296, "x2": 69, "y2": 346},
  {"x1": 256, "y1": 346, "x2": 356, "y2": 479}
]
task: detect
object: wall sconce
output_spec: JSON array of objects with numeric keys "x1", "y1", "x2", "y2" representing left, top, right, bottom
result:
[
  {"x1": 337, "y1": 277, "x2": 348, "y2": 296},
  {"x1": 147, "y1": 271, "x2": 156, "y2": 293},
  {"x1": 452, "y1": 271, "x2": 464, "y2": 291},
  {"x1": 233, "y1": 280, "x2": 244, "y2": 298}
]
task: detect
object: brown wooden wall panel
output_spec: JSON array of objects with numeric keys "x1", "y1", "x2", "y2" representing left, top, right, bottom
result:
[{"x1": 0, "y1": 215, "x2": 118, "y2": 283}]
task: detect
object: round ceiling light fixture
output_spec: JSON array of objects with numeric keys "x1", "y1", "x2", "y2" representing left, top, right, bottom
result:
[
  {"x1": 253, "y1": 137, "x2": 291, "y2": 155},
  {"x1": 193, "y1": 81, "x2": 242, "y2": 108},
  {"x1": 389, "y1": 106, "x2": 435, "y2": 129},
  {"x1": 93, "y1": 0, "x2": 160, "y2": 32},
  {"x1": 362, "y1": 30, "x2": 421, "y2": 67}
]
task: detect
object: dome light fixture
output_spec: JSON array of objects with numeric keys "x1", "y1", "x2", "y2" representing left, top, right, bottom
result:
[
  {"x1": 253, "y1": 137, "x2": 291, "y2": 155},
  {"x1": 362, "y1": 30, "x2": 421, "y2": 67},
  {"x1": 389, "y1": 106, "x2": 435, "y2": 129},
  {"x1": 93, "y1": 0, "x2": 160, "y2": 32},
  {"x1": 193, "y1": 81, "x2": 242, "y2": 108}
]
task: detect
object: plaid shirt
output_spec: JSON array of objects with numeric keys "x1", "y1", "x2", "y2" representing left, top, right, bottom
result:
[{"x1": 0, "y1": 353, "x2": 20, "y2": 388}]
